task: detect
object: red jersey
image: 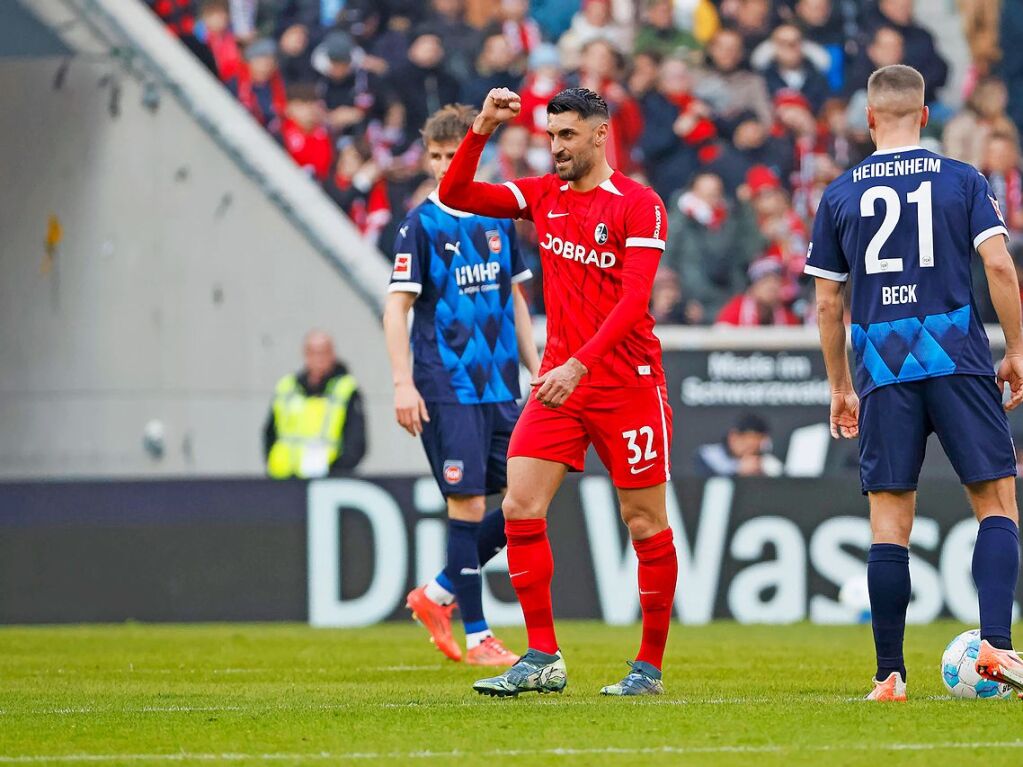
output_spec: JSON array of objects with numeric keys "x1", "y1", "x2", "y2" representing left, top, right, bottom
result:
[
  {"x1": 439, "y1": 128, "x2": 668, "y2": 388},
  {"x1": 280, "y1": 118, "x2": 333, "y2": 181},
  {"x1": 715, "y1": 294, "x2": 801, "y2": 327}
]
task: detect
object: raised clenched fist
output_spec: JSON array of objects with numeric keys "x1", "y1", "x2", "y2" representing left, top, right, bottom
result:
[{"x1": 474, "y1": 88, "x2": 522, "y2": 135}]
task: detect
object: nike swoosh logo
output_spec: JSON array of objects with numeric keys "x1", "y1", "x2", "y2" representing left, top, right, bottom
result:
[
  {"x1": 509, "y1": 571, "x2": 529, "y2": 578},
  {"x1": 460, "y1": 567, "x2": 481, "y2": 576},
  {"x1": 630, "y1": 464, "x2": 655, "y2": 475},
  {"x1": 547, "y1": 211, "x2": 569, "y2": 218},
  {"x1": 639, "y1": 590, "x2": 659, "y2": 595}
]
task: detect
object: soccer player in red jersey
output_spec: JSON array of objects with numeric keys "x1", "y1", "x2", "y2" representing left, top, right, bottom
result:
[{"x1": 439, "y1": 87, "x2": 678, "y2": 697}]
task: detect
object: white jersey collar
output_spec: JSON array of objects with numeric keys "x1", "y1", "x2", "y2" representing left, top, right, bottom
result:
[
  {"x1": 872, "y1": 145, "x2": 925, "y2": 156},
  {"x1": 428, "y1": 190, "x2": 472, "y2": 218}
]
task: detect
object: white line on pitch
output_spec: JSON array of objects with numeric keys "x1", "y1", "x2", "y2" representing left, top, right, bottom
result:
[{"x1": 0, "y1": 741, "x2": 1022, "y2": 762}]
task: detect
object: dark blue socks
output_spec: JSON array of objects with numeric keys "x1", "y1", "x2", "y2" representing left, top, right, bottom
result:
[
  {"x1": 476, "y1": 507, "x2": 507, "y2": 564},
  {"x1": 434, "y1": 508, "x2": 505, "y2": 596},
  {"x1": 973, "y1": 516, "x2": 1020, "y2": 651},
  {"x1": 444, "y1": 519, "x2": 486, "y2": 634},
  {"x1": 868, "y1": 543, "x2": 911, "y2": 682}
]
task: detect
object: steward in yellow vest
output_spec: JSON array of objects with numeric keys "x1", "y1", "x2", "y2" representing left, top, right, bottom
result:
[{"x1": 263, "y1": 334, "x2": 367, "y2": 478}]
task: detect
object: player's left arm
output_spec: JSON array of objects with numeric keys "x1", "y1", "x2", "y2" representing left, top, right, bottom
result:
[
  {"x1": 508, "y1": 226, "x2": 541, "y2": 379},
  {"x1": 534, "y1": 191, "x2": 667, "y2": 408}
]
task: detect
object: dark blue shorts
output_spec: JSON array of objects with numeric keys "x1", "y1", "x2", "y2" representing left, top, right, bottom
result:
[
  {"x1": 421, "y1": 400, "x2": 520, "y2": 497},
  {"x1": 859, "y1": 374, "x2": 1016, "y2": 494}
]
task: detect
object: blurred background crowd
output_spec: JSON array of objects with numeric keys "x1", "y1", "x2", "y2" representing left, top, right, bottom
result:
[{"x1": 146, "y1": 0, "x2": 1023, "y2": 326}]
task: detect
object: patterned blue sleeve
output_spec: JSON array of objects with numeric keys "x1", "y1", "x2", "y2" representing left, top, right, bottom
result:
[
  {"x1": 804, "y1": 192, "x2": 850, "y2": 282},
  {"x1": 388, "y1": 212, "x2": 429, "y2": 295},
  {"x1": 969, "y1": 170, "x2": 1010, "y2": 251},
  {"x1": 506, "y1": 221, "x2": 532, "y2": 284}
]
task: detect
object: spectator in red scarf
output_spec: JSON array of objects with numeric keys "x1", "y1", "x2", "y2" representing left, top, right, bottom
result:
[
  {"x1": 716, "y1": 257, "x2": 801, "y2": 326},
  {"x1": 771, "y1": 89, "x2": 827, "y2": 219},
  {"x1": 639, "y1": 55, "x2": 716, "y2": 200},
  {"x1": 196, "y1": 0, "x2": 242, "y2": 83},
  {"x1": 569, "y1": 38, "x2": 644, "y2": 173},
  {"x1": 499, "y1": 0, "x2": 542, "y2": 62},
  {"x1": 514, "y1": 44, "x2": 565, "y2": 137},
  {"x1": 280, "y1": 83, "x2": 333, "y2": 181},
  {"x1": 325, "y1": 140, "x2": 392, "y2": 246},
  {"x1": 665, "y1": 171, "x2": 765, "y2": 317},
  {"x1": 743, "y1": 165, "x2": 809, "y2": 306},
  {"x1": 229, "y1": 39, "x2": 288, "y2": 130},
  {"x1": 983, "y1": 132, "x2": 1023, "y2": 234}
]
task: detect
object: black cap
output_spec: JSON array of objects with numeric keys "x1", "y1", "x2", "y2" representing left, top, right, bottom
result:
[{"x1": 321, "y1": 31, "x2": 355, "y2": 63}]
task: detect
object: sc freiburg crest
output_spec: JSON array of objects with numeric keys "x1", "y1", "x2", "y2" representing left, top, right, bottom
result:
[{"x1": 594, "y1": 222, "x2": 608, "y2": 245}]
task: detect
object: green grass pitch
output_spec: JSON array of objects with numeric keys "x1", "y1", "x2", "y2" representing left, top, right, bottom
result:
[{"x1": 1, "y1": 621, "x2": 1022, "y2": 766}]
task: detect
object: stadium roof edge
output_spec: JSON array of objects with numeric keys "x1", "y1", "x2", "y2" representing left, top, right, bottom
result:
[{"x1": 25, "y1": 0, "x2": 389, "y2": 315}]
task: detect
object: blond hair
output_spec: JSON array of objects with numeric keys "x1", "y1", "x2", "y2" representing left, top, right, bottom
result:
[{"x1": 867, "y1": 64, "x2": 925, "y2": 119}]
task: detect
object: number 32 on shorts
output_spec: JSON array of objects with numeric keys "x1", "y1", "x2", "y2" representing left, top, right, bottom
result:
[{"x1": 622, "y1": 426, "x2": 658, "y2": 474}]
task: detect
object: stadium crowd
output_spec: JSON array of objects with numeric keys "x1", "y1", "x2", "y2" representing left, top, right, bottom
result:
[{"x1": 147, "y1": 0, "x2": 1023, "y2": 326}]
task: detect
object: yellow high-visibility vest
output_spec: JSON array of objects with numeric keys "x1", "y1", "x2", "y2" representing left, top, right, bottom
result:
[{"x1": 266, "y1": 372, "x2": 358, "y2": 479}]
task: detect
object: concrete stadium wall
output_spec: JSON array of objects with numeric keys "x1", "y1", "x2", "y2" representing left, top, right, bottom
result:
[{"x1": 0, "y1": 53, "x2": 423, "y2": 478}]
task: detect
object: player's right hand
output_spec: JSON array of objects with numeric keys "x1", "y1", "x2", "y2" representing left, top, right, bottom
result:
[
  {"x1": 394, "y1": 381, "x2": 430, "y2": 436},
  {"x1": 829, "y1": 390, "x2": 859, "y2": 439},
  {"x1": 476, "y1": 88, "x2": 521, "y2": 133},
  {"x1": 997, "y1": 353, "x2": 1023, "y2": 411}
]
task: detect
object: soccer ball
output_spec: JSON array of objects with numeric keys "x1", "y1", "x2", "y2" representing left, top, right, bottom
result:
[{"x1": 941, "y1": 629, "x2": 1013, "y2": 699}]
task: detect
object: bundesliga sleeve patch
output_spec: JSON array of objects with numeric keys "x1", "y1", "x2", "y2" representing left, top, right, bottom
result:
[{"x1": 392, "y1": 253, "x2": 412, "y2": 280}]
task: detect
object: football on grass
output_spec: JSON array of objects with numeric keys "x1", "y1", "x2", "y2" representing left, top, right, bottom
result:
[{"x1": 941, "y1": 629, "x2": 1013, "y2": 699}]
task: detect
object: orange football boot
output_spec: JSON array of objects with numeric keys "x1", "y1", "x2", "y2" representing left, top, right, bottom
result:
[
  {"x1": 976, "y1": 640, "x2": 1023, "y2": 696},
  {"x1": 405, "y1": 585, "x2": 461, "y2": 662},
  {"x1": 465, "y1": 636, "x2": 519, "y2": 666},
  {"x1": 865, "y1": 672, "x2": 907, "y2": 701}
]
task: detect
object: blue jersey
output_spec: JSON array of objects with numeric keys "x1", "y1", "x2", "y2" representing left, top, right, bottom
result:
[
  {"x1": 806, "y1": 146, "x2": 1009, "y2": 397},
  {"x1": 389, "y1": 192, "x2": 531, "y2": 404}
]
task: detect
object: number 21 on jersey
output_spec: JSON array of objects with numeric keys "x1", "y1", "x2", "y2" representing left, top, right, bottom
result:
[{"x1": 860, "y1": 181, "x2": 933, "y2": 274}]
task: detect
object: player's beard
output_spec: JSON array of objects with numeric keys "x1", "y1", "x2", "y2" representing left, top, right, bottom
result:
[{"x1": 554, "y1": 151, "x2": 594, "y2": 181}]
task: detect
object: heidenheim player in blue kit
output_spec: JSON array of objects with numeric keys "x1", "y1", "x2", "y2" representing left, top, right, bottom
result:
[
  {"x1": 807, "y1": 64, "x2": 1023, "y2": 701},
  {"x1": 383, "y1": 105, "x2": 541, "y2": 667}
]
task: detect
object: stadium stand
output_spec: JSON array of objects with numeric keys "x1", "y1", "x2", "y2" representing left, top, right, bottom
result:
[{"x1": 146, "y1": 0, "x2": 1023, "y2": 326}]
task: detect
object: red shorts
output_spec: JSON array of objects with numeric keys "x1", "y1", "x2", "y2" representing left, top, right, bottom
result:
[{"x1": 508, "y1": 384, "x2": 673, "y2": 488}]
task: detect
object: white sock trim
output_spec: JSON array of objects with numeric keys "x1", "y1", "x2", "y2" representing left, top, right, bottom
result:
[
  {"x1": 465, "y1": 629, "x2": 493, "y2": 649},
  {"x1": 423, "y1": 579, "x2": 455, "y2": 606}
]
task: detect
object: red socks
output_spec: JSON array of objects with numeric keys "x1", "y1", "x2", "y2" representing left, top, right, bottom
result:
[
  {"x1": 505, "y1": 518, "x2": 558, "y2": 654},
  {"x1": 505, "y1": 520, "x2": 677, "y2": 665},
  {"x1": 633, "y1": 528, "x2": 678, "y2": 670}
]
